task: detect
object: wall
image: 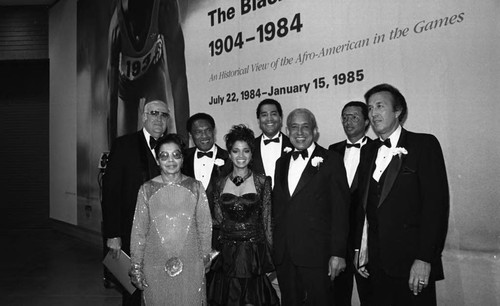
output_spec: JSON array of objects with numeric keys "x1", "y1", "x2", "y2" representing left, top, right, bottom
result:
[
  {"x1": 0, "y1": 6, "x2": 48, "y2": 60},
  {"x1": 48, "y1": 0, "x2": 499, "y2": 304},
  {"x1": 183, "y1": 0, "x2": 500, "y2": 249},
  {"x1": 49, "y1": 0, "x2": 77, "y2": 224}
]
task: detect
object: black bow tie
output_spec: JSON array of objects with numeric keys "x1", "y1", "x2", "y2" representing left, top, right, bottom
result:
[
  {"x1": 292, "y1": 150, "x2": 308, "y2": 160},
  {"x1": 197, "y1": 151, "x2": 213, "y2": 159},
  {"x1": 378, "y1": 138, "x2": 391, "y2": 148},
  {"x1": 149, "y1": 136, "x2": 157, "y2": 149},
  {"x1": 264, "y1": 138, "x2": 279, "y2": 145},
  {"x1": 346, "y1": 143, "x2": 361, "y2": 149}
]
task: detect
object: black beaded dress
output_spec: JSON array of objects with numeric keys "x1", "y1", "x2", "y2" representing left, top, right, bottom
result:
[{"x1": 207, "y1": 172, "x2": 279, "y2": 305}]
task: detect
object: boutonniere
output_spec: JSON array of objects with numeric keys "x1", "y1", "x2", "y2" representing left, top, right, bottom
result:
[
  {"x1": 311, "y1": 156, "x2": 324, "y2": 169},
  {"x1": 283, "y1": 147, "x2": 293, "y2": 153},
  {"x1": 392, "y1": 147, "x2": 408, "y2": 158},
  {"x1": 214, "y1": 158, "x2": 225, "y2": 167}
]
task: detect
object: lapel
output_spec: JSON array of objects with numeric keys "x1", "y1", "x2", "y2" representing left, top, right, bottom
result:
[
  {"x1": 182, "y1": 147, "x2": 196, "y2": 177},
  {"x1": 339, "y1": 141, "x2": 347, "y2": 157},
  {"x1": 137, "y1": 131, "x2": 158, "y2": 181},
  {"x1": 361, "y1": 142, "x2": 379, "y2": 210},
  {"x1": 281, "y1": 132, "x2": 293, "y2": 154},
  {"x1": 350, "y1": 171, "x2": 358, "y2": 193},
  {"x1": 378, "y1": 129, "x2": 407, "y2": 207},
  {"x1": 278, "y1": 153, "x2": 292, "y2": 201},
  {"x1": 208, "y1": 145, "x2": 228, "y2": 186},
  {"x1": 291, "y1": 145, "x2": 324, "y2": 198},
  {"x1": 350, "y1": 137, "x2": 372, "y2": 193},
  {"x1": 253, "y1": 135, "x2": 264, "y2": 174}
]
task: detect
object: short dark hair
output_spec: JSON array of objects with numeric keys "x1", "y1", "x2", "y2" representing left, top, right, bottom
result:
[
  {"x1": 256, "y1": 99, "x2": 283, "y2": 118},
  {"x1": 186, "y1": 113, "x2": 215, "y2": 134},
  {"x1": 154, "y1": 133, "x2": 186, "y2": 158},
  {"x1": 364, "y1": 83, "x2": 407, "y2": 122},
  {"x1": 224, "y1": 124, "x2": 256, "y2": 154},
  {"x1": 342, "y1": 101, "x2": 368, "y2": 121}
]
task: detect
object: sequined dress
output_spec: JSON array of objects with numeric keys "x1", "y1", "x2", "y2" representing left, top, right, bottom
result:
[
  {"x1": 207, "y1": 173, "x2": 279, "y2": 305},
  {"x1": 131, "y1": 175, "x2": 212, "y2": 305}
]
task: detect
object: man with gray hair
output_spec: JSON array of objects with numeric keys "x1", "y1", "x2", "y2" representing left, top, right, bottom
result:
[
  {"x1": 102, "y1": 99, "x2": 169, "y2": 306},
  {"x1": 272, "y1": 108, "x2": 350, "y2": 305}
]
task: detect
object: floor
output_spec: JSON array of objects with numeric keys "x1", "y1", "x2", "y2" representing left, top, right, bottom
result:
[
  {"x1": 2, "y1": 229, "x2": 497, "y2": 306},
  {"x1": 0, "y1": 229, "x2": 121, "y2": 306}
]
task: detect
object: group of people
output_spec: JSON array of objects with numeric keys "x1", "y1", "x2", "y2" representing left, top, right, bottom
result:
[{"x1": 101, "y1": 83, "x2": 449, "y2": 306}]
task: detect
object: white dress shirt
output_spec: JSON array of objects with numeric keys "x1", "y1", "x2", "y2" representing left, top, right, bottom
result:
[
  {"x1": 344, "y1": 137, "x2": 368, "y2": 187},
  {"x1": 194, "y1": 145, "x2": 217, "y2": 189},
  {"x1": 288, "y1": 143, "x2": 316, "y2": 195},
  {"x1": 142, "y1": 128, "x2": 157, "y2": 158},
  {"x1": 373, "y1": 125, "x2": 402, "y2": 182},
  {"x1": 261, "y1": 133, "x2": 282, "y2": 187}
]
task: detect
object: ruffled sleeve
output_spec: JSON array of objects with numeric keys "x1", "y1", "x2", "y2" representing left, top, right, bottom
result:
[{"x1": 212, "y1": 176, "x2": 226, "y2": 228}]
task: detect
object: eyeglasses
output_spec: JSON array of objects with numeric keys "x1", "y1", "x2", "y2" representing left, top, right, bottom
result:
[
  {"x1": 158, "y1": 151, "x2": 183, "y2": 161},
  {"x1": 341, "y1": 115, "x2": 361, "y2": 123},
  {"x1": 147, "y1": 110, "x2": 170, "y2": 119}
]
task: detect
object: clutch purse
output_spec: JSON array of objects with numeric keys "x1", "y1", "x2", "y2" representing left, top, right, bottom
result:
[{"x1": 165, "y1": 257, "x2": 183, "y2": 277}]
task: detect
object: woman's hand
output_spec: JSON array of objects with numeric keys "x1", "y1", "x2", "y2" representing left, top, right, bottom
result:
[
  {"x1": 129, "y1": 263, "x2": 148, "y2": 290},
  {"x1": 204, "y1": 250, "x2": 220, "y2": 273}
]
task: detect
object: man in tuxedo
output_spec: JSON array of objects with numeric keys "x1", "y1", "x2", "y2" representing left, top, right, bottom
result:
[
  {"x1": 329, "y1": 101, "x2": 372, "y2": 305},
  {"x1": 253, "y1": 99, "x2": 292, "y2": 186},
  {"x1": 273, "y1": 108, "x2": 351, "y2": 305},
  {"x1": 355, "y1": 84, "x2": 449, "y2": 305},
  {"x1": 102, "y1": 99, "x2": 169, "y2": 306},
  {"x1": 182, "y1": 112, "x2": 231, "y2": 249}
]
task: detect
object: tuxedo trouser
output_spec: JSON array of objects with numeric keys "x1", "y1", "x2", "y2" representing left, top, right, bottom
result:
[
  {"x1": 275, "y1": 250, "x2": 333, "y2": 306},
  {"x1": 354, "y1": 269, "x2": 372, "y2": 306},
  {"x1": 369, "y1": 265, "x2": 436, "y2": 306},
  {"x1": 333, "y1": 251, "x2": 354, "y2": 306},
  {"x1": 333, "y1": 254, "x2": 372, "y2": 306}
]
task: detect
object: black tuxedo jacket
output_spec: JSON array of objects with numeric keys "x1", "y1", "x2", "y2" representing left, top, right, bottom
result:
[
  {"x1": 355, "y1": 129, "x2": 449, "y2": 280},
  {"x1": 181, "y1": 144, "x2": 231, "y2": 215},
  {"x1": 252, "y1": 132, "x2": 293, "y2": 176},
  {"x1": 102, "y1": 130, "x2": 160, "y2": 254},
  {"x1": 328, "y1": 137, "x2": 372, "y2": 193},
  {"x1": 272, "y1": 144, "x2": 350, "y2": 268},
  {"x1": 329, "y1": 137, "x2": 372, "y2": 253}
]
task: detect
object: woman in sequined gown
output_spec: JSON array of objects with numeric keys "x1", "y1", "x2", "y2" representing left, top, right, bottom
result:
[
  {"x1": 130, "y1": 134, "x2": 213, "y2": 305},
  {"x1": 207, "y1": 125, "x2": 279, "y2": 306}
]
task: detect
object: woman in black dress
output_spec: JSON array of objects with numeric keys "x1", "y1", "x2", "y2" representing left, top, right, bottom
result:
[{"x1": 207, "y1": 124, "x2": 279, "y2": 305}]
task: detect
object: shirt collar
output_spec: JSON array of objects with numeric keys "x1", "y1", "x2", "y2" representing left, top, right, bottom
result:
[
  {"x1": 293, "y1": 142, "x2": 316, "y2": 155},
  {"x1": 262, "y1": 133, "x2": 281, "y2": 141},
  {"x1": 379, "y1": 125, "x2": 402, "y2": 148},
  {"x1": 346, "y1": 136, "x2": 367, "y2": 146},
  {"x1": 142, "y1": 128, "x2": 151, "y2": 141},
  {"x1": 195, "y1": 145, "x2": 216, "y2": 155},
  {"x1": 142, "y1": 128, "x2": 159, "y2": 150}
]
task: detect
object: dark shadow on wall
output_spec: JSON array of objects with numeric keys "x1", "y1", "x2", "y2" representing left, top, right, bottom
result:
[{"x1": 0, "y1": 60, "x2": 50, "y2": 229}]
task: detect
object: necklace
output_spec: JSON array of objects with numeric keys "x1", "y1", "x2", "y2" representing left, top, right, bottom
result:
[
  {"x1": 161, "y1": 174, "x2": 182, "y2": 185},
  {"x1": 230, "y1": 170, "x2": 252, "y2": 186}
]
